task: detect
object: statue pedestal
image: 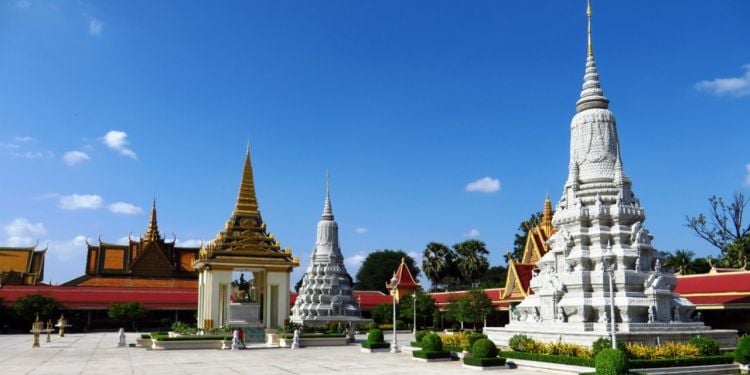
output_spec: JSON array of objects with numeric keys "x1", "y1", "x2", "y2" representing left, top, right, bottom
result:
[{"x1": 229, "y1": 302, "x2": 261, "y2": 327}]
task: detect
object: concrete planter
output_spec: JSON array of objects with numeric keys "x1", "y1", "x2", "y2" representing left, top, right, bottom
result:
[
  {"x1": 461, "y1": 364, "x2": 507, "y2": 371},
  {"x1": 631, "y1": 364, "x2": 740, "y2": 375},
  {"x1": 412, "y1": 357, "x2": 452, "y2": 362},
  {"x1": 150, "y1": 339, "x2": 232, "y2": 350},
  {"x1": 135, "y1": 338, "x2": 152, "y2": 347},
  {"x1": 360, "y1": 347, "x2": 391, "y2": 353},
  {"x1": 266, "y1": 333, "x2": 279, "y2": 346}
]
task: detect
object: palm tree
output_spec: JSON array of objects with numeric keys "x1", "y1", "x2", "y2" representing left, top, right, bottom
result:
[
  {"x1": 422, "y1": 242, "x2": 453, "y2": 291},
  {"x1": 664, "y1": 249, "x2": 695, "y2": 275},
  {"x1": 454, "y1": 239, "x2": 490, "y2": 287}
]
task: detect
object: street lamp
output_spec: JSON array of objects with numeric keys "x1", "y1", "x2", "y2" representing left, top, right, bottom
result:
[
  {"x1": 412, "y1": 293, "x2": 417, "y2": 335},
  {"x1": 387, "y1": 272, "x2": 400, "y2": 353},
  {"x1": 357, "y1": 296, "x2": 362, "y2": 318},
  {"x1": 602, "y1": 246, "x2": 617, "y2": 349}
]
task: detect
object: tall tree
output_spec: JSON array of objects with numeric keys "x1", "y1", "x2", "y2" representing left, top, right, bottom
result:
[
  {"x1": 397, "y1": 290, "x2": 436, "y2": 331},
  {"x1": 108, "y1": 302, "x2": 148, "y2": 331},
  {"x1": 458, "y1": 289, "x2": 493, "y2": 330},
  {"x1": 686, "y1": 193, "x2": 750, "y2": 267},
  {"x1": 422, "y1": 242, "x2": 454, "y2": 291},
  {"x1": 663, "y1": 250, "x2": 711, "y2": 275},
  {"x1": 509, "y1": 212, "x2": 542, "y2": 263},
  {"x1": 479, "y1": 265, "x2": 507, "y2": 288},
  {"x1": 354, "y1": 250, "x2": 420, "y2": 293},
  {"x1": 454, "y1": 239, "x2": 490, "y2": 287},
  {"x1": 12, "y1": 295, "x2": 63, "y2": 325}
]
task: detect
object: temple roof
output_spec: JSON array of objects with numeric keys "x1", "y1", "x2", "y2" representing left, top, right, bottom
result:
[
  {"x1": 0, "y1": 243, "x2": 46, "y2": 285},
  {"x1": 194, "y1": 147, "x2": 298, "y2": 270},
  {"x1": 674, "y1": 271, "x2": 750, "y2": 308},
  {"x1": 394, "y1": 257, "x2": 420, "y2": 289}
]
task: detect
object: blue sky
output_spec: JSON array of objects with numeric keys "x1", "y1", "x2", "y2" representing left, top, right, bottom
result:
[{"x1": 1, "y1": 1, "x2": 749, "y2": 287}]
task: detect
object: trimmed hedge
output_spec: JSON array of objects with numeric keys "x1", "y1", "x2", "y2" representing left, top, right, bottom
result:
[
  {"x1": 471, "y1": 338, "x2": 498, "y2": 359},
  {"x1": 280, "y1": 333, "x2": 346, "y2": 339},
  {"x1": 463, "y1": 357, "x2": 506, "y2": 367},
  {"x1": 595, "y1": 349, "x2": 629, "y2": 375},
  {"x1": 443, "y1": 345, "x2": 463, "y2": 353},
  {"x1": 421, "y1": 333, "x2": 443, "y2": 352},
  {"x1": 361, "y1": 341, "x2": 390, "y2": 349},
  {"x1": 412, "y1": 350, "x2": 452, "y2": 359},
  {"x1": 367, "y1": 328, "x2": 384, "y2": 344},
  {"x1": 151, "y1": 334, "x2": 231, "y2": 341},
  {"x1": 735, "y1": 335, "x2": 750, "y2": 365},
  {"x1": 466, "y1": 333, "x2": 487, "y2": 351},
  {"x1": 141, "y1": 334, "x2": 151, "y2": 339},
  {"x1": 415, "y1": 330, "x2": 429, "y2": 343},
  {"x1": 688, "y1": 336, "x2": 719, "y2": 356},
  {"x1": 410, "y1": 341, "x2": 422, "y2": 348},
  {"x1": 503, "y1": 351, "x2": 595, "y2": 367},
  {"x1": 629, "y1": 354, "x2": 734, "y2": 369}
]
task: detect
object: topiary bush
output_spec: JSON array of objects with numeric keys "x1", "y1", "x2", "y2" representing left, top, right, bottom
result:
[
  {"x1": 735, "y1": 335, "x2": 750, "y2": 365},
  {"x1": 471, "y1": 338, "x2": 499, "y2": 359},
  {"x1": 591, "y1": 337, "x2": 627, "y2": 357},
  {"x1": 595, "y1": 348, "x2": 629, "y2": 375},
  {"x1": 367, "y1": 328, "x2": 384, "y2": 344},
  {"x1": 368, "y1": 322, "x2": 378, "y2": 330},
  {"x1": 415, "y1": 330, "x2": 429, "y2": 343},
  {"x1": 688, "y1": 336, "x2": 719, "y2": 356},
  {"x1": 421, "y1": 333, "x2": 443, "y2": 352},
  {"x1": 467, "y1": 332, "x2": 488, "y2": 351},
  {"x1": 509, "y1": 334, "x2": 533, "y2": 352}
]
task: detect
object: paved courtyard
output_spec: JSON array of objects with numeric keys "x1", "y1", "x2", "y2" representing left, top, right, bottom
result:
[{"x1": 0, "y1": 332, "x2": 545, "y2": 375}]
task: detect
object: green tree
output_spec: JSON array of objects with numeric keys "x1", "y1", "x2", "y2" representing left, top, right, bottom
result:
[
  {"x1": 686, "y1": 193, "x2": 750, "y2": 268},
  {"x1": 454, "y1": 240, "x2": 490, "y2": 286},
  {"x1": 509, "y1": 212, "x2": 542, "y2": 263},
  {"x1": 663, "y1": 249, "x2": 710, "y2": 275},
  {"x1": 457, "y1": 289, "x2": 493, "y2": 330},
  {"x1": 370, "y1": 303, "x2": 394, "y2": 325},
  {"x1": 397, "y1": 290, "x2": 437, "y2": 330},
  {"x1": 12, "y1": 295, "x2": 63, "y2": 325},
  {"x1": 479, "y1": 265, "x2": 507, "y2": 288},
  {"x1": 354, "y1": 250, "x2": 420, "y2": 293},
  {"x1": 108, "y1": 302, "x2": 148, "y2": 331},
  {"x1": 422, "y1": 242, "x2": 454, "y2": 291}
]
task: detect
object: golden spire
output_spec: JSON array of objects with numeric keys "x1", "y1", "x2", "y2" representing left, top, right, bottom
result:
[
  {"x1": 587, "y1": 0, "x2": 593, "y2": 57},
  {"x1": 143, "y1": 199, "x2": 160, "y2": 242},
  {"x1": 234, "y1": 146, "x2": 259, "y2": 213},
  {"x1": 541, "y1": 193, "x2": 554, "y2": 235}
]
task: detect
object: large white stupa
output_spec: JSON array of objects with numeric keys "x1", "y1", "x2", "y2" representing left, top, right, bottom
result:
[
  {"x1": 484, "y1": 2, "x2": 736, "y2": 347},
  {"x1": 291, "y1": 176, "x2": 366, "y2": 325}
]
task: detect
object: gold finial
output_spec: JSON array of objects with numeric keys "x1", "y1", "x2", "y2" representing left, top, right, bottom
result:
[
  {"x1": 587, "y1": 0, "x2": 593, "y2": 57},
  {"x1": 235, "y1": 145, "x2": 260, "y2": 213}
]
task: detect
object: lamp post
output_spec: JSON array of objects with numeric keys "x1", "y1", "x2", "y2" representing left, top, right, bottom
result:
[
  {"x1": 602, "y1": 246, "x2": 617, "y2": 349},
  {"x1": 357, "y1": 296, "x2": 362, "y2": 318},
  {"x1": 387, "y1": 272, "x2": 400, "y2": 353},
  {"x1": 412, "y1": 293, "x2": 417, "y2": 335},
  {"x1": 30, "y1": 315, "x2": 43, "y2": 348}
]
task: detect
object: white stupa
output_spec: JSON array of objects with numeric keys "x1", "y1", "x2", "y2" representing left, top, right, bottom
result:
[
  {"x1": 484, "y1": 1, "x2": 736, "y2": 347},
  {"x1": 291, "y1": 175, "x2": 366, "y2": 325}
]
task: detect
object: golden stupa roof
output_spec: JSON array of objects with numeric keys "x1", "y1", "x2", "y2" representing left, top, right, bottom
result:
[{"x1": 194, "y1": 147, "x2": 298, "y2": 270}]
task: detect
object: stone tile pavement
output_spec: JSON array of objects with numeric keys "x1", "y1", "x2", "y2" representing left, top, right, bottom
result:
[{"x1": 0, "y1": 332, "x2": 544, "y2": 374}]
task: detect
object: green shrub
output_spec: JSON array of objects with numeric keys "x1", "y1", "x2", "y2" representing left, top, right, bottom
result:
[
  {"x1": 591, "y1": 337, "x2": 626, "y2": 357},
  {"x1": 595, "y1": 349, "x2": 629, "y2": 375},
  {"x1": 735, "y1": 335, "x2": 750, "y2": 365},
  {"x1": 463, "y1": 357, "x2": 506, "y2": 367},
  {"x1": 503, "y1": 351, "x2": 595, "y2": 367},
  {"x1": 412, "y1": 350, "x2": 451, "y2": 359},
  {"x1": 361, "y1": 341, "x2": 390, "y2": 349},
  {"x1": 415, "y1": 330, "x2": 429, "y2": 343},
  {"x1": 687, "y1": 336, "x2": 719, "y2": 356},
  {"x1": 140, "y1": 333, "x2": 151, "y2": 339},
  {"x1": 410, "y1": 341, "x2": 422, "y2": 348},
  {"x1": 508, "y1": 334, "x2": 534, "y2": 352},
  {"x1": 629, "y1": 354, "x2": 733, "y2": 368},
  {"x1": 467, "y1": 333, "x2": 487, "y2": 351},
  {"x1": 421, "y1": 333, "x2": 443, "y2": 352},
  {"x1": 368, "y1": 322, "x2": 379, "y2": 330},
  {"x1": 367, "y1": 328, "x2": 384, "y2": 344},
  {"x1": 327, "y1": 321, "x2": 340, "y2": 333},
  {"x1": 471, "y1": 338, "x2": 498, "y2": 359}
]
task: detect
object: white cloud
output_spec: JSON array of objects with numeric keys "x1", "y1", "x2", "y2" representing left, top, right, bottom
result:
[
  {"x1": 746, "y1": 164, "x2": 750, "y2": 187},
  {"x1": 345, "y1": 252, "x2": 367, "y2": 271},
  {"x1": 14, "y1": 136, "x2": 33, "y2": 142},
  {"x1": 89, "y1": 18, "x2": 103, "y2": 36},
  {"x1": 407, "y1": 251, "x2": 423, "y2": 264},
  {"x1": 102, "y1": 130, "x2": 137, "y2": 159},
  {"x1": 355, "y1": 227, "x2": 368, "y2": 234},
  {"x1": 13, "y1": 150, "x2": 53, "y2": 159},
  {"x1": 3, "y1": 218, "x2": 46, "y2": 246},
  {"x1": 465, "y1": 177, "x2": 501, "y2": 193},
  {"x1": 108, "y1": 202, "x2": 142, "y2": 215},
  {"x1": 695, "y1": 65, "x2": 750, "y2": 97},
  {"x1": 63, "y1": 150, "x2": 91, "y2": 166},
  {"x1": 0, "y1": 142, "x2": 20, "y2": 150},
  {"x1": 58, "y1": 194, "x2": 103, "y2": 210},
  {"x1": 465, "y1": 229, "x2": 481, "y2": 238},
  {"x1": 49, "y1": 235, "x2": 88, "y2": 261}
]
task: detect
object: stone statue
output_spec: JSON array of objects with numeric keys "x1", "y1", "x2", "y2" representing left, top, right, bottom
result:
[
  {"x1": 565, "y1": 261, "x2": 573, "y2": 273},
  {"x1": 654, "y1": 259, "x2": 662, "y2": 273},
  {"x1": 635, "y1": 257, "x2": 641, "y2": 272},
  {"x1": 694, "y1": 311, "x2": 702, "y2": 322},
  {"x1": 532, "y1": 308, "x2": 541, "y2": 322},
  {"x1": 117, "y1": 328, "x2": 126, "y2": 347},
  {"x1": 672, "y1": 306, "x2": 680, "y2": 323},
  {"x1": 231, "y1": 329, "x2": 241, "y2": 351},
  {"x1": 647, "y1": 305, "x2": 655, "y2": 323},
  {"x1": 556, "y1": 306, "x2": 566, "y2": 323},
  {"x1": 291, "y1": 328, "x2": 300, "y2": 349}
]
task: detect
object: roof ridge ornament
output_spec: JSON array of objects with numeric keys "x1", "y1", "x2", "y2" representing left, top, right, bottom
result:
[
  {"x1": 234, "y1": 143, "x2": 260, "y2": 213},
  {"x1": 322, "y1": 171, "x2": 334, "y2": 220}
]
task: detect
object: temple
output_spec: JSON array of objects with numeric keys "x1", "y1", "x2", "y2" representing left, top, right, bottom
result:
[
  {"x1": 193, "y1": 146, "x2": 299, "y2": 331},
  {"x1": 291, "y1": 175, "x2": 366, "y2": 324},
  {"x1": 0, "y1": 243, "x2": 46, "y2": 285},
  {"x1": 390, "y1": 257, "x2": 421, "y2": 303},
  {"x1": 64, "y1": 201, "x2": 199, "y2": 288},
  {"x1": 484, "y1": 1, "x2": 736, "y2": 347}
]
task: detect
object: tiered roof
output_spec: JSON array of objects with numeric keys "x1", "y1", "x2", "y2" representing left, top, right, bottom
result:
[
  {"x1": 193, "y1": 148, "x2": 298, "y2": 271},
  {"x1": 0, "y1": 243, "x2": 46, "y2": 285}
]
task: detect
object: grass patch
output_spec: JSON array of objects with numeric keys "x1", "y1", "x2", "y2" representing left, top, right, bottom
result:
[{"x1": 463, "y1": 357, "x2": 506, "y2": 367}]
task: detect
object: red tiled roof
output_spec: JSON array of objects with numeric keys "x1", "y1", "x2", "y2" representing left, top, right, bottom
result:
[
  {"x1": 0, "y1": 285, "x2": 197, "y2": 310},
  {"x1": 675, "y1": 272, "x2": 750, "y2": 294},
  {"x1": 395, "y1": 260, "x2": 420, "y2": 289},
  {"x1": 430, "y1": 288, "x2": 504, "y2": 308},
  {"x1": 514, "y1": 264, "x2": 535, "y2": 295}
]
